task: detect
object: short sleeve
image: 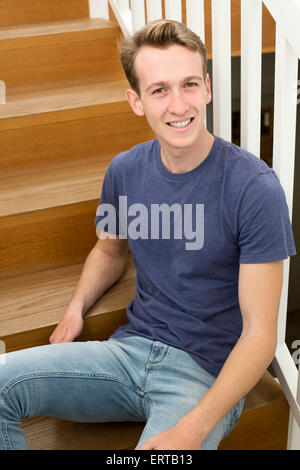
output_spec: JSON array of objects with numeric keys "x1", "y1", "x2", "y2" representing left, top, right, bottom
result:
[
  {"x1": 238, "y1": 170, "x2": 296, "y2": 263},
  {"x1": 94, "y1": 165, "x2": 121, "y2": 237}
]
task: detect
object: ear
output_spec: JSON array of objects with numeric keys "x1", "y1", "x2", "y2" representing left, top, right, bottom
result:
[
  {"x1": 126, "y1": 89, "x2": 145, "y2": 117},
  {"x1": 205, "y1": 73, "x2": 212, "y2": 104}
]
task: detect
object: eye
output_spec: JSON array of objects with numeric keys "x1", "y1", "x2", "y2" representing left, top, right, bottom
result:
[
  {"x1": 184, "y1": 82, "x2": 199, "y2": 88},
  {"x1": 152, "y1": 87, "x2": 166, "y2": 95}
]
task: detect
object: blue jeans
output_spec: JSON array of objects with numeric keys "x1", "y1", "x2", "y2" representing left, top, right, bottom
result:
[{"x1": 0, "y1": 336, "x2": 245, "y2": 450}]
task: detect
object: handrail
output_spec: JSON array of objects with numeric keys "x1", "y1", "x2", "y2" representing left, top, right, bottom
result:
[
  {"x1": 264, "y1": 0, "x2": 300, "y2": 58},
  {"x1": 108, "y1": 0, "x2": 133, "y2": 37},
  {"x1": 267, "y1": 0, "x2": 300, "y2": 444}
]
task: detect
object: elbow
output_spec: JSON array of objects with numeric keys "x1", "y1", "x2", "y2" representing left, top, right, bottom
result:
[{"x1": 240, "y1": 325, "x2": 278, "y2": 362}]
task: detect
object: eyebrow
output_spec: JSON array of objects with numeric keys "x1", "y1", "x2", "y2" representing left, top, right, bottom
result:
[{"x1": 145, "y1": 75, "x2": 203, "y2": 92}]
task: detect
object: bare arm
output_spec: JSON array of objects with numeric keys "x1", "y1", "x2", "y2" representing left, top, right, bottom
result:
[
  {"x1": 50, "y1": 233, "x2": 129, "y2": 344},
  {"x1": 139, "y1": 260, "x2": 283, "y2": 449}
]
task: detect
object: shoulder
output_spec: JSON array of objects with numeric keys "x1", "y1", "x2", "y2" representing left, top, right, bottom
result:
[
  {"x1": 215, "y1": 137, "x2": 279, "y2": 196},
  {"x1": 107, "y1": 139, "x2": 158, "y2": 176},
  {"x1": 217, "y1": 137, "x2": 271, "y2": 176}
]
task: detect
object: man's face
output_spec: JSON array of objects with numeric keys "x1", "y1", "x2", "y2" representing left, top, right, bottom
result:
[{"x1": 126, "y1": 44, "x2": 212, "y2": 155}]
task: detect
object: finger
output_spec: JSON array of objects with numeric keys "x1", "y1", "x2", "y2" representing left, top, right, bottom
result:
[
  {"x1": 61, "y1": 328, "x2": 75, "y2": 343},
  {"x1": 49, "y1": 325, "x2": 67, "y2": 344}
]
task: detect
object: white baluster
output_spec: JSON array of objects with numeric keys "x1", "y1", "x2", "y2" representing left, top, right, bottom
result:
[
  {"x1": 272, "y1": 27, "x2": 298, "y2": 222},
  {"x1": 146, "y1": 0, "x2": 162, "y2": 23},
  {"x1": 240, "y1": 0, "x2": 262, "y2": 158},
  {"x1": 186, "y1": 0, "x2": 205, "y2": 40},
  {"x1": 131, "y1": 0, "x2": 146, "y2": 32},
  {"x1": 211, "y1": 0, "x2": 232, "y2": 140},
  {"x1": 186, "y1": 0, "x2": 206, "y2": 128},
  {"x1": 0, "y1": 80, "x2": 6, "y2": 104},
  {"x1": 89, "y1": 0, "x2": 109, "y2": 19},
  {"x1": 165, "y1": 0, "x2": 182, "y2": 22}
]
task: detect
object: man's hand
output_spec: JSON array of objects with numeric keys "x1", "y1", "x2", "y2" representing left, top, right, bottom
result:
[
  {"x1": 137, "y1": 418, "x2": 204, "y2": 450},
  {"x1": 49, "y1": 311, "x2": 84, "y2": 344}
]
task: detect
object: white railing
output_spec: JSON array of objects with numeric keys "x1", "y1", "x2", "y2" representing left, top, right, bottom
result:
[
  {"x1": 263, "y1": 0, "x2": 300, "y2": 449},
  {"x1": 91, "y1": 0, "x2": 300, "y2": 449}
]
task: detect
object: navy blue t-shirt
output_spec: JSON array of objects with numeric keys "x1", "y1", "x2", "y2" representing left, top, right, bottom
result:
[{"x1": 94, "y1": 136, "x2": 296, "y2": 377}]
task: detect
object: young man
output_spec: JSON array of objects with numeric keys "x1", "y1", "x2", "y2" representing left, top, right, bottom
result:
[{"x1": 0, "y1": 20, "x2": 296, "y2": 450}]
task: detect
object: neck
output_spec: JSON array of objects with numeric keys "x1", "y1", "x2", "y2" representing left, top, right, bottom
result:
[{"x1": 160, "y1": 131, "x2": 215, "y2": 174}]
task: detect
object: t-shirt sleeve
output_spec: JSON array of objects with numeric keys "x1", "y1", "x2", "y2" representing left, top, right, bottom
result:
[
  {"x1": 238, "y1": 170, "x2": 296, "y2": 263},
  {"x1": 94, "y1": 164, "x2": 121, "y2": 237}
]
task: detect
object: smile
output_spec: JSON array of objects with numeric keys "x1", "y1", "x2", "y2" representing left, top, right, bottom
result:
[{"x1": 167, "y1": 118, "x2": 194, "y2": 128}]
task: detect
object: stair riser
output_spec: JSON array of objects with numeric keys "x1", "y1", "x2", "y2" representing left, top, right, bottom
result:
[
  {"x1": 0, "y1": 112, "x2": 154, "y2": 176},
  {"x1": 0, "y1": 200, "x2": 99, "y2": 279},
  {"x1": 0, "y1": 0, "x2": 89, "y2": 27},
  {"x1": 2, "y1": 309, "x2": 128, "y2": 353},
  {"x1": 1, "y1": 37, "x2": 125, "y2": 92}
]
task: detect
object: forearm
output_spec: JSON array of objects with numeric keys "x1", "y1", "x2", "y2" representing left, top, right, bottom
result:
[
  {"x1": 66, "y1": 242, "x2": 127, "y2": 317},
  {"x1": 183, "y1": 329, "x2": 277, "y2": 442}
]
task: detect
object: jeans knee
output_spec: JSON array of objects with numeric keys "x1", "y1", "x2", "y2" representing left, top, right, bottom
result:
[
  {"x1": 0, "y1": 381, "x2": 24, "y2": 422},
  {"x1": 0, "y1": 369, "x2": 35, "y2": 422}
]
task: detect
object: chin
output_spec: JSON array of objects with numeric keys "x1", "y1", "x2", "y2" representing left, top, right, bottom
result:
[{"x1": 166, "y1": 136, "x2": 200, "y2": 151}]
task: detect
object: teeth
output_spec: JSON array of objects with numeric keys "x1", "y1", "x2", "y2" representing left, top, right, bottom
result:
[{"x1": 168, "y1": 118, "x2": 192, "y2": 128}]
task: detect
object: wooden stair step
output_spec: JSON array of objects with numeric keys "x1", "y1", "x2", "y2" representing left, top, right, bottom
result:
[
  {"x1": 0, "y1": 0, "x2": 89, "y2": 27},
  {"x1": 0, "y1": 158, "x2": 111, "y2": 217},
  {"x1": 0, "y1": 18, "x2": 125, "y2": 93},
  {"x1": 0, "y1": 253, "x2": 135, "y2": 353},
  {"x1": 0, "y1": 81, "x2": 154, "y2": 176},
  {"x1": 0, "y1": 80, "x2": 128, "y2": 123},
  {"x1": 0, "y1": 159, "x2": 113, "y2": 278},
  {"x1": 0, "y1": 198, "x2": 98, "y2": 279},
  {"x1": 0, "y1": 18, "x2": 119, "y2": 43},
  {"x1": 20, "y1": 370, "x2": 288, "y2": 450}
]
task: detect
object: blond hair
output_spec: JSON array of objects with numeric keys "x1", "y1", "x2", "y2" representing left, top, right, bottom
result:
[{"x1": 119, "y1": 19, "x2": 207, "y2": 96}]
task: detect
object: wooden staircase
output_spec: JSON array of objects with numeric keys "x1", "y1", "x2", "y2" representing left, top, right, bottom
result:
[{"x1": 0, "y1": 0, "x2": 289, "y2": 450}]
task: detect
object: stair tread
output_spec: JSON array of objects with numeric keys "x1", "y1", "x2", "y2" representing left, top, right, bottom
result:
[
  {"x1": 0, "y1": 157, "x2": 113, "y2": 217},
  {"x1": 0, "y1": 80, "x2": 129, "y2": 121},
  {"x1": 0, "y1": 254, "x2": 135, "y2": 340},
  {"x1": 0, "y1": 18, "x2": 119, "y2": 42}
]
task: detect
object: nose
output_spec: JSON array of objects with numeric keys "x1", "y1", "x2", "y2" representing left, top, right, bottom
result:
[{"x1": 167, "y1": 89, "x2": 190, "y2": 116}]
